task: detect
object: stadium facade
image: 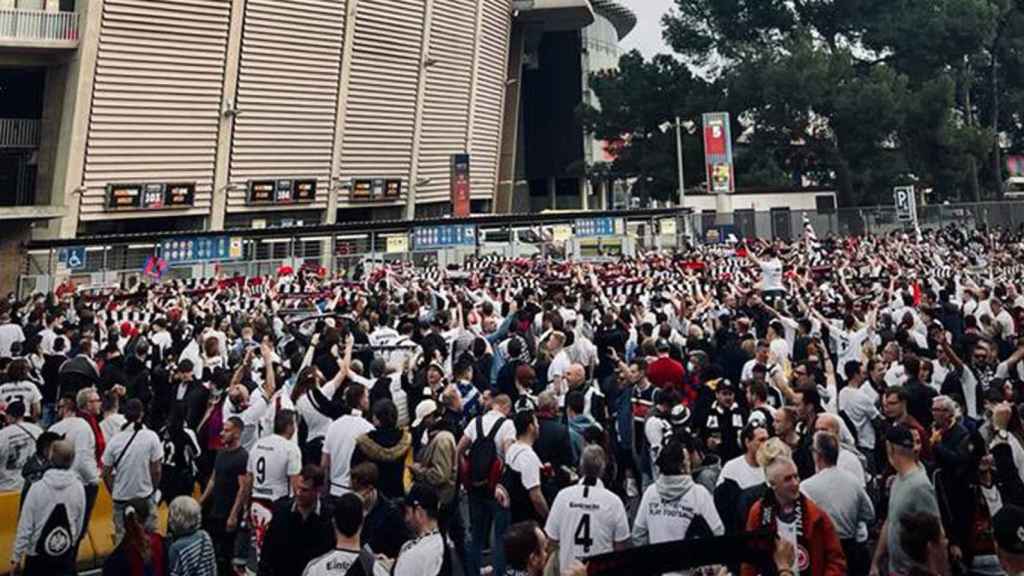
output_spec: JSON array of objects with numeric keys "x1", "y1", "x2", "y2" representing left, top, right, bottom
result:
[{"x1": 0, "y1": 0, "x2": 636, "y2": 248}]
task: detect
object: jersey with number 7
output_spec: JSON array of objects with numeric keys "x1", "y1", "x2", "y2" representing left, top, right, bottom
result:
[{"x1": 544, "y1": 480, "x2": 630, "y2": 571}]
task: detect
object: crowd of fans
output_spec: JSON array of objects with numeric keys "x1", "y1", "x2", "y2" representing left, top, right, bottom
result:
[{"x1": 3, "y1": 223, "x2": 1024, "y2": 576}]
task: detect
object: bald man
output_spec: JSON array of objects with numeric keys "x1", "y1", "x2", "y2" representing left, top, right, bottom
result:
[
  {"x1": 562, "y1": 363, "x2": 608, "y2": 426},
  {"x1": 814, "y1": 414, "x2": 866, "y2": 487}
]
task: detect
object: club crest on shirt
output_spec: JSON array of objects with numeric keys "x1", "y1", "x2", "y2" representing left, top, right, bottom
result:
[
  {"x1": 44, "y1": 526, "x2": 71, "y2": 557},
  {"x1": 797, "y1": 543, "x2": 810, "y2": 571}
]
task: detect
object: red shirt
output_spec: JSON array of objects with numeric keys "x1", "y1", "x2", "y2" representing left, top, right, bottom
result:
[{"x1": 646, "y1": 356, "x2": 685, "y2": 390}]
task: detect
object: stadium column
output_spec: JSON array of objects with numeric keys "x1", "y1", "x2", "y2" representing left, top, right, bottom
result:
[
  {"x1": 53, "y1": 0, "x2": 103, "y2": 238},
  {"x1": 327, "y1": 0, "x2": 361, "y2": 226},
  {"x1": 406, "y1": 0, "x2": 437, "y2": 221},
  {"x1": 463, "y1": 0, "x2": 487, "y2": 158},
  {"x1": 209, "y1": 0, "x2": 247, "y2": 231},
  {"x1": 495, "y1": 23, "x2": 526, "y2": 214}
]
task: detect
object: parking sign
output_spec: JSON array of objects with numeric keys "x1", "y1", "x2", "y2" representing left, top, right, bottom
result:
[{"x1": 894, "y1": 186, "x2": 915, "y2": 223}]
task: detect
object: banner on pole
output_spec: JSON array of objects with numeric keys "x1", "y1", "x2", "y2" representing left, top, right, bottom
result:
[
  {"x1": 702, "y1": 112, "x2": 735, "y2": 194},
  {"x1": 450, "y1": 153, "x2": 471, "y2": 217}
]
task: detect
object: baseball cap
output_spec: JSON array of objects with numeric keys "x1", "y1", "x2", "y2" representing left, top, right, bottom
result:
[
  {"x1": 717, "y1": 378, "x2": 737, "y2": 392},
  {"x1": 993, "y1": 504, "x2": 1024, "y2": 555},
  {"x1": 411, "y1": 399, "x2": 438, "y2": 428},
  {"x1": 655, "y1": 339, "x2": 671, "y2": 353},
  {"x1": 404, "y1": 483, "x2": 439, "y2": 515},
  {"x1": 885, "y1": 425, "x2": 915, "y2": 450}
]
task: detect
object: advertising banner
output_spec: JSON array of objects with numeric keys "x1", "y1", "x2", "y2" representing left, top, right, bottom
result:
[
  {"x1": 702, "y1": 112, "x2": 735, "y2": 194},
  {"x1": 451, "y1": 153, "x2": 471, "y2": 217}
]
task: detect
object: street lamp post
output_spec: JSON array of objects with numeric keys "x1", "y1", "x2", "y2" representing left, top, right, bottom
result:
[{"x1": 674, "y1": 115, "x2": 686, "y2": 209}]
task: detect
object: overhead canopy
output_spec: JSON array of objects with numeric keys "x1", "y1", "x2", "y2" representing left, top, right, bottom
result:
[
  {"x1": 512, "y1": 0, "x2": 596, "y2": 31},
  {"x1": 512, "y1": 0, "x2": 637, "y2": 40}
]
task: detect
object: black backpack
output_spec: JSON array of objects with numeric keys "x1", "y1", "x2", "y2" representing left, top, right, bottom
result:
[{"x1": 461, "y1": 416, "x2": 506, "y2": 494}]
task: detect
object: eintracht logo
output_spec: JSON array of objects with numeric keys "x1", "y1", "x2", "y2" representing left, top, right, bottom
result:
[{"x1": 44, "y1": 527, "x2": 71, "y2": 557}]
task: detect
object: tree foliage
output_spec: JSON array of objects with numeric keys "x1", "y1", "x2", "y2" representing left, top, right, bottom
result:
[{"x1": 586, "y1": 0, "x2": 1024, "y2": 205}]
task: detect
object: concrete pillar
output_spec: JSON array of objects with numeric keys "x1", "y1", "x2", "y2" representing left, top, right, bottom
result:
[
  {"x1": 599, "y1": 180, "x2": 608, "y2": 210},
  {"x1": 495, "y1": 23, "x2": 526, "y2": 214},
  {"x1": 54, "y1": 0, "x2": 103, "y2": 239},
  {"x1": 209, "y1": 0, "x2": 248, "y2": 231},
  {"x1": 326, "y1": 0, "x2": 361, "y2": 226},
  {"x1": 548, "y1": 177, "x2": 557, "y2": 210},
  {"x1": 715, "y1": 193, "x2": 734, "y2": 224},
  {"x1": 0, "y1": 222, "x2": 31, "y2": 296},
  {"x1": 35, "y1": 63, "x2": 68, "y2": 207},
  {"x1": 580, "y1": 177, "x2": 589, "y2": 211},
  {"x1": 406, "y1": 0, "x2": 436, "y2": 221}
]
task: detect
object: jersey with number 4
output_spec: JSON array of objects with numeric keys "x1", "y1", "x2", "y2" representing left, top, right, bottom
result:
[
  {"x1": 248, "y1": 434, "x2": 301, "y2": 502},
  {"x1": 544, "y1": 479, "x2": 629, "y2": 570}
]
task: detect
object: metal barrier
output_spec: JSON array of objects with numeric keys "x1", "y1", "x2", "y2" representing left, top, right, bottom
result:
[
  {"x1": 0, "y1": 8, "x2": 79, "y2": 44},
  {"x1": 0, "y1": 118, "x2": 40, "y2": 148}
]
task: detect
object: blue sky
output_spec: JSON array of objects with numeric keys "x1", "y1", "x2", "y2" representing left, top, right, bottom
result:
[{"x1": 619, "y1": 0, "x2": 673, "y2": 58}]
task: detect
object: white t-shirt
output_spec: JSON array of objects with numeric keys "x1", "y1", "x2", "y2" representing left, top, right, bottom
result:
[
  {"x1": 323, "y1": 414, "x2": 375, "y2": 496},
  {"x1": 632, "y1": 481, "x2": 724, "y2": 576},
  {"x1": 830, "y1": 327, "x2": 869, "y2": 370},
  {"x1": 777, "y1": 516, "x2": 800, "y2": 575},
  {"x1": 761, "y1": 259, "x2": 785, "y2": 291},
  {"x1": 101, "y1": 425, "x2": 164, "y2": 501},
  {"x1": 505, "y1": 442, "x2": 543, "y2": 492},
  {"x1": 838, "y1": 449, "x2": 867, "y2": 487},
  {"x1": 545, "y1": 479, "x2": 629, "y2": 570},
  {"x1": 463, "y1": 411, "x2": 516, "y2": 460},
  {"x1": 884, "y1": 364, "x2": 907, "y2": 389},
  {"x1": 716, "y1": 455, "x2": 765, "y2": 489},
  {"x1": 295, "y1": 381, "x2": 340, "y2": 443},
  {"x1": 838, "y1": 386, "x2": 879, "y2": 451},
  {"x1": 0, "y1": 381, "x2": 41, "y2": 410},
  {"x1": 0, "y1": 323, "x2": 25, "y2": 359},
  {"x1": 248, "y1": 433, "x2": 301, "y2": 502},
  {"x1": 393, "y1": 532, "x2": 444, "y2": 576},
  {"x1": 50, "y1": 416, "x2": 100, "y2": 485},
  {"x1": 770, "y1": 338, "x2": 791, "y2": 362},
  {"x1": 100, "y1": 413, "x2": 127, "y2": 443},
  {"x1": 0, "y1": 421, "x2": 42, "y2": 491},
  {"x1": 302, "y1": 548, "x2": 391, "y2": 576}
]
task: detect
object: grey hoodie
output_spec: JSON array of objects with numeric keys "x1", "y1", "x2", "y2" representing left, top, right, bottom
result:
[
  {"x1": 632, "y1": 474, "x2": 696, "y2": 546},
  {"x1": 12, "y1": 468, "x2": 87, "y2": 563}
]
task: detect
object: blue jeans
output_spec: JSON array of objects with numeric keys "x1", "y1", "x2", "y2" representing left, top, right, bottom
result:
[{"x1": 467, "y1": 490, "x2": 509, "y2": 576}]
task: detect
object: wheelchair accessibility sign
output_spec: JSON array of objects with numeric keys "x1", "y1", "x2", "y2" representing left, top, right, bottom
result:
[{"x1": 58, "y1": 247, "x2": 87, "y2": 271}]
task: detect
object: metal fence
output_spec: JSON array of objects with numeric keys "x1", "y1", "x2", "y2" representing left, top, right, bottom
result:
[
  {"x1": 0, "y1": 118, "x2": 41, "y2": 148},
  {"x1": 18, "y1": 200, "x2": 1024, "y2": 298}
]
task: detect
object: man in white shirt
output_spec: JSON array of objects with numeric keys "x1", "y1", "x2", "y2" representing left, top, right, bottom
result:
[
  {"x1": 815, "y1": 413, "x2": 867, "y2": 487},
  {"x1": 0, "y1": 401, "x2": 42, "y2": 492},
  {"x1": 496, "y1": 411, "x2": 549, "y2": 525},
  {"x1": 545, "y1": 446, "x2": 629, "y2": 572},
  {"x1": 100, "y1": 399, "x2": 163, "y2": 543},
  {"x1": 838, "y1": 360, "x2": 881, "y2": 454},
  {"x1": 302, "y1": 493, "x2": 390, "y2": 576},
  {"x1": 717, "y1": 422, "x2": 769, "y2": 491},
  {"x1": 245, "y1": 408, "x2": 302, "y2": 568},
  {"x1": 322, "y1": 383, "x2": 374, "y2": 496},
  {"x1": 392, "y1": 484, "x2": 446, "y2": 576},
  {"x1": 0, "y1": 310, "x2": 25, "y2": 359},
  {"x1": 456, "y1": 395, "x2": 516, "y2": 576},
  {"x1": 49, "y1": 389, "x2": 101, "y2": 535},
  {"x1": 0, "y1": 359, "x2": 43, "y2": 421}
]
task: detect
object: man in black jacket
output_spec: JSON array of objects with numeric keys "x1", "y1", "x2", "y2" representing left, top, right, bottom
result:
[
  {"x1": 533, "y1": 391, "x2": 575, "y2": 503},
  {"x1": 257, "y1": 465, "x2": 334, "y2": 576},
  {"x1": 350, "y1": 462, "x2": 412, "y2": 559},
  {"x1": 903, "y1": 355, "x2": 937, "y2": 430}
]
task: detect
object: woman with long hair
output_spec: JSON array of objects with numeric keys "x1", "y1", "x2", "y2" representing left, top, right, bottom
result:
[{"x1": 103, "y1": 498, "x2": 166, "y2": 576}]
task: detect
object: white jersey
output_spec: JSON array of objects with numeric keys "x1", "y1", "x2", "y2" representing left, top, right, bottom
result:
[
  {"x1": 49, "y1": 417, "x2": 99, "y2": 486},
  {"x1": 248, "y1": 434, "x2": 301, "y2": 502},
  {"x1": 323, "y1": 414, "x2": 375, "y2": 496},
  {"x1": 0, "y1": 380, "x2": 42, "y2": 410},
  {"x1": 0, "y1": 421, "x2": 42, "y2": 491},
  {"x1": 545, "y1": 479, "x2": 629, "y2": 570},
  {"x1": 302, "y1": 548, "x2": 390, "y2": 576},
  {"x1": 761, "y1": 258, "x2": 784, "y2": 291}
]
